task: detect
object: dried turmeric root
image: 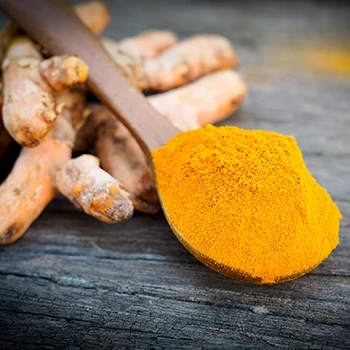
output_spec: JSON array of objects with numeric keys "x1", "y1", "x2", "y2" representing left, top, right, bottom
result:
[
  {"x1": 94, "y1": 112, "x2": 159, "y2": 213},
  {"x1": 52, "y1": 93, "x2": 134, "y2": 224},
  {"x1": 2, "y1": 37, "x2": 56, "y2": 147},
  {"x1": 101, "y1": 30, "x2": 178, "y2": 89},
  {"x1": 101, "y1": 30, "x2": 178, "y2": 90},
  {"x1": 102, "y1": 34, "x2": 237, "y2": 91},
  {"x1": 0, "y1": 86, "x2": 135, "y2": 244},
  {"x1": 53, "y1": 89, "x2": 133, "y2": 225},
  {"x1": 40, "y1": 55, "x2": 89, "y2": 91},
  {"x1": 143, "y1": 35, "x2": 237, "y2": 91},
  {"x1": 73, "y1": 104, "x2": 158, "y2": 212},
  {"x1": 148, "y1": 69, "x2": 247, "y2": 131},
  {"x1": 56, "y1": 155, "x2": 133, "y2": 223},
  {"x1": 74, "y1": 1, "x2": 111, "y2": 35},
  {"x1": 0, "y1": 88, "x2": 86, "y2": 245},
  {"x1": 0, "y1": 133, "x2": 71, "y2": 245}
]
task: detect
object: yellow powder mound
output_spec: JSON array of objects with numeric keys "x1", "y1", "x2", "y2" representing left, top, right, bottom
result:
[{"x1": 152, "y1": 125, "x2": 342, "y2": 284}]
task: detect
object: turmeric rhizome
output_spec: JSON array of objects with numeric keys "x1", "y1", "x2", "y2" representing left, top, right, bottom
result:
[{"x1": 152, "y1": 125, "x2": 342, "y2": 284}]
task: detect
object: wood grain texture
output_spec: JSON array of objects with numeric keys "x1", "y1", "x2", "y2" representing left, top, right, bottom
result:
[{"x1": 0, "y1": 0, "x2": 349, "y2": 349}]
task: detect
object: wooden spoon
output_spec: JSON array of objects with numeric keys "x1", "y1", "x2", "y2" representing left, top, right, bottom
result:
[{"x1": 0, "y1": 0, "x2": 305, "y2": 284}]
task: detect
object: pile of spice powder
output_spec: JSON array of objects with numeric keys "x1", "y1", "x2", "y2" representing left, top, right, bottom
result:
[{"x1": 152, "y1": 125, "x2": 342, "y2": 284}]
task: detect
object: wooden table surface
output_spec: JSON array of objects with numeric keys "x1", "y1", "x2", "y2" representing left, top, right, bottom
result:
[{"x1": 1, "y1": 1, "x2": 349, "y2": 349}]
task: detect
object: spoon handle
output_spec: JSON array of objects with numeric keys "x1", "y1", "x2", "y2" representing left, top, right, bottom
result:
[{"x1": 0, "y1": 0, "x2": 178, "y2": 156}]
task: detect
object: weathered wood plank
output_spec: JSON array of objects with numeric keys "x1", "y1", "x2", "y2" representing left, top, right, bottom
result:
[
  {"x1": 0, "y1": 0, "x2": 349, "y2": 348},
  {"x1": 0, "y1": 209, "x2": 349, "y2": 349}
]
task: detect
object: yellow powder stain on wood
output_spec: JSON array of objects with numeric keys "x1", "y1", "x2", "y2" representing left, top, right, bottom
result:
[
  {"x1": 301, "y1": 47, "x2": 350, "y2": 75},
  {"x1": 260, "y1": 40, "x2": 350, "y2": 77}
]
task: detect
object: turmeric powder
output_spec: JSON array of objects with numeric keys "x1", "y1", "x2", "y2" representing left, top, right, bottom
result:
[{"x1": 152, "y1": 125, "x2": 342, "y2": 284}]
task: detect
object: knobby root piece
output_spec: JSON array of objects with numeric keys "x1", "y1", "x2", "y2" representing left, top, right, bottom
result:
[
  {"x1": 56, "y1": 154, "x2": 134, "y2": 223},
  {"x1": 0, "y1": 134, "x2": 72, "y2": 245},
  {"x1": 102, "y1": 33, "x2": 237, "y2": 92},
  {"x1": 102, "y1": 30, "x2": 178, "y2": 85},
  {"x1": 117, "y1": 30, "x2": 178, "y2": 60},
  {"x1": 74, "y1": 1, "x2": 111, "y2": 35},
  {"x1": 2, "y1": 37, "x2": 56, "y2": 147},
  {"x1": 0, "y1": 85, "x2": 133, "y2": 245},
  {"x1": 148, "y1": 70, "x2": 247, "y2": 131},
  {"x1": 0, "y1": 89, "x2": 86, "y2": 245},
  {"x1": 40, "y1": 55, "x2": 89, "y2": 91},
  {"x1": 74, "y1": 104, "x2": 159, "y2": 213},
  {"x1": 56, "y1": 103, "x2": 135, "y2": 222},
  {"x1": 144, "y1": 34, "x2": 238, "y2": 91},
  {"x1": 95, "y1": 114, "x2": 160, "y2": 213}
]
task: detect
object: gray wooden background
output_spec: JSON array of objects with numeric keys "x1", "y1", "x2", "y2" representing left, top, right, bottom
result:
[{"x1": 0, "y1": 0, "x2": 349, "y2": 349}]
